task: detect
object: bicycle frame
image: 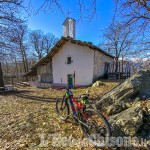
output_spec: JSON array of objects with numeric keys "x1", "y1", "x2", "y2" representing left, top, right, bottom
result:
[
  {"x1": 65, "y1": 89, "x2": 90, "y2": 123},
  {"x1": 69, "y1": 95, "x2": 82, "y2": 115}
]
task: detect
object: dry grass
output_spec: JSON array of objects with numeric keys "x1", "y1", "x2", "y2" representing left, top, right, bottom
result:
[{"x1": 0, "y1": 80, "x2": 119, "y2": 149}]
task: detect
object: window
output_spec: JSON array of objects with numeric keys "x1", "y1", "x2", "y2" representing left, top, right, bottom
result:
[{"x1": 67, "y1": 57, "x2": 72, "y2": 64}]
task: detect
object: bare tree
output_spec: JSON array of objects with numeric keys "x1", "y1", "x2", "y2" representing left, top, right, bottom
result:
[
  {"x1": 113, "y1": 0, "x2": 150, "y2": 68},
  {"x1": 115, "y1": 0, "x2": 150, "y2": 26},
  {"x1": 43, "y1": 33, "x2": 58, "y2": 54},
  {"x1": 12, "y1": 24, "x2": 29, "y2": 73},
  {"x1": 103, "y1": 23, "x2": 133, "y2": 58},
  {"x1": 99, "y1": 22, "x2": 134, "y2": 73},
  {"x1": 29, "y1": 30, "x2": 58, "y2": 59},
  {"x1": 0, "y1": 0, "x2": 24, "y2": 87},
  {"x1": 29, "y1": 30, "x2": 45, "y2": 59},
  {"x1": 114, "y1": 0, "x2": 150, "y2": 45},
  {"x1": 0, "y1": 0, "x2": 23, "y2": 23},
  {"x1": 34, "y1": 0, "x2": 97, "y2": 20}
]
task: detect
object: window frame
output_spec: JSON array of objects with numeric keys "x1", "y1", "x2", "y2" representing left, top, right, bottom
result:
[{"x1": 66, "y1": 56, "x2": 72, "y2": 64}]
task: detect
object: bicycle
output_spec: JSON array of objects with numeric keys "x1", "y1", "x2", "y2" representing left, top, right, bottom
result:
[{"x1": 56, "y1": 87, "x2": 111, "y2": 147}]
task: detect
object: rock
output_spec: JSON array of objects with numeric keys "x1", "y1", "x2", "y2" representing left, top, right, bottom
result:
[
  {"x1": 147, "y1": 100, "x2": 150, "y2": 112},
  {"x1": 134, "y1": 100, "x2": 150, "y2": 140},
  {"x1": 147, "y1": 140, "x2": 150, "y2": 149},
  {"x1": 96, "y1": 70, "x2": 150, "y2": 111},
  {"x1": 133, "y1": 97, "x2": 141, "y2": 102},
  {"x1": 95, "y1": 96, "x2": 114, "y2": 112},
  {"x1": 96, "y1": 74, "x2": 140, "y2": 110},
  {"x1": 93, "y1": 70, "x2": 150, "y2": 142},
  {"x1": 125, "y1": 102, "x2": 132, "y2": 108},
  {"x1": 132, "y1": 101, "x2": 142, "y2": 108},
  {"x1": 92, "y1": 81, "x2": 105, "y2": 87},
  {"x1": 19, "y1": 143, "x2": 28, "y2": 148},
  {"x1": 123, "y1": 97, "x2": 133, "y2": 103},
  {"x1": 108, "y1": 106, "x2": 143, "y2": 136},
  {"x1": 104, "y1": 98, "x2": 134, "y2": 116},
  {"x1": 107, "y1": 101, "x2": 128, "y2": 116}
]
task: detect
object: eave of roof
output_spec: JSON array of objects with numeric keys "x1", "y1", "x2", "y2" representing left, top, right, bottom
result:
[
  {"x1": 24, "y1": 70, "x2": 37, "y2": 77},
  {"x1": 24, "y1": 36, "x2": 115, "y2": 76},
  {"x1": 30, "y1": 36, "x2": 69, "y2": 70}
]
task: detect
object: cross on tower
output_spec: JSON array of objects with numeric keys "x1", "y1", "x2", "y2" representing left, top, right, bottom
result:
[{"x1": 67, "y1": 9, "x2": 71, "y2": 17}]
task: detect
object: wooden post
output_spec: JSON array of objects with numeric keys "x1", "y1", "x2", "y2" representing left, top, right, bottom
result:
[
  {"x1": 73, "y1": 71, "x2": 75, "y2": 87},
  {"x1": 119, "y1": 61, "x2": 121, "y2": 79},
  {"x1": 122, "y1": 55, "x2": 124, "y2": 73},
  {"x1": 0, "y1": 62, "x2": 4, "y2": 87},
  {"x1": 128, "y1": 62, "x2": 130, "y2": 77},
  {"x1": 112, "y1": 61, "x2": 114, "y2": 73}
]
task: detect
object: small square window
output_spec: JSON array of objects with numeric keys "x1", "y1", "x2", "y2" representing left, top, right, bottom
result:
[{"x1": 67, "y1": 57, "x2": 72, "y2": 64}]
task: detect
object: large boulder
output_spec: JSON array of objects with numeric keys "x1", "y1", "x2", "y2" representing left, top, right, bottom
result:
[
  {"x1": 96, "y1": 70, "x2": 150, "y2": 112},
  {"x1": 135, "y1": 100, "x2": 150, "y2": 141},
  {"x1": 147, "y1": 99, "x2": 150, "y2": 112},
  {"x1": 106, "y1": 101, "x2": 129, "y2": 116},
  {"x1": 108, "y1": 106, "x2": 143, "y2": 137},
  {"x1": 94, "y1": 70, "x2": 150, "y2": 148}
]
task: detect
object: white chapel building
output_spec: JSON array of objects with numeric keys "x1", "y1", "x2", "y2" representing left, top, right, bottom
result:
[{"x1": 25, "y1": 18, "x2": 114, "y2": 88}]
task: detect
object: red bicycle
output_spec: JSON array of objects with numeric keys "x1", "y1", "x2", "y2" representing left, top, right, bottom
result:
[{"x1": 56, "y1": 87, "x2": 111, "y2": 147}]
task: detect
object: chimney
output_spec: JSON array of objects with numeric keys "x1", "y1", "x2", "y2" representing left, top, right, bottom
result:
[{"x1": 63, "y1": 17, "x2": 76, "y2": 39}]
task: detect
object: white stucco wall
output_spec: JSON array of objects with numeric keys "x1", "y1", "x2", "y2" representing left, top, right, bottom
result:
[{"x1": 52, "y1": 42, "x2": 94, "y2": 86}]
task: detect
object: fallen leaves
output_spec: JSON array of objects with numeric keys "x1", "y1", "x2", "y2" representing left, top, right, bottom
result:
[{"x1": 0, "y1": 80, "x2": 118, "y2": 149}]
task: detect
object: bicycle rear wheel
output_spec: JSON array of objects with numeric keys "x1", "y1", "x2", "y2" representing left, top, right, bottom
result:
[
  {"x1": 80, "y1": 109, "x2": 111, "y2": 147},
  {"x1": 56, "y1": 97, "x2": 70, "y2": 121}
]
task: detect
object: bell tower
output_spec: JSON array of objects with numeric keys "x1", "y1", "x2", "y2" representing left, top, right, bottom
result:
[{"x1": 63, "y1": 17, "x2": 76, "y2": 39}]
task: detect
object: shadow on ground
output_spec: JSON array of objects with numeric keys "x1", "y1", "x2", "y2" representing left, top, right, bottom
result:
[
  {"x1": 1, "y1": 88, "x2": 99, "y2": 104},
  {"x1": 0, "y1": 89, "x2": 56, "y2": 103},
  {"x1": 16, "y1": 93, "x2": 56, "y2": 103},
  {"x1": 0, "y1": 89, "x2": 31, "y2": 96}
]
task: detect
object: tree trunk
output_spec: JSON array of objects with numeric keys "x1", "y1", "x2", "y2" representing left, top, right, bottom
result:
[
  {"x1": 115, "y1": 57, "x2": 118, "y2": 73},
  {"x1": 0, "y1": 62, "x2": 4, "y2": 87},
  {"x1": 15, "y1": 58, "x2": 19, "y2": 75}
]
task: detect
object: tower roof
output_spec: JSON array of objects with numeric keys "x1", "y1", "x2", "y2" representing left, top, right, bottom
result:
[{"x1": 62, "y1": 17, "x2": 76, "y2": 25}]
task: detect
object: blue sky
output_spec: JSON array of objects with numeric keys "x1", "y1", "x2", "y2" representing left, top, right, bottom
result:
[{"x1": 24, "y1": 0, "x2": 114, "y2": 45}]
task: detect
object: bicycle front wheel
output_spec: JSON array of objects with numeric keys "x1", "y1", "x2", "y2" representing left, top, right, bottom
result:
[
  {"x1": 80, "y1": 109, "x2": 111, "y2": 147},
  {"x1": 56, "y1": 97, "x2": 70, "y2": 121}
]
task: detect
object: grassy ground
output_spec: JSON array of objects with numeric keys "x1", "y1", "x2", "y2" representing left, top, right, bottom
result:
[{"x1": 0, "y1": 81, "x2": 119, "y2": 150}]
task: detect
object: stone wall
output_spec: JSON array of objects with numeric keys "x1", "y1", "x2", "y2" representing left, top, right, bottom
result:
[
  {"x1": 37, "y1": 61, "x2": 52, "y2": 74},
  {"x1": 37, "y1": 61, "x2": 53, "y2": 83},
  {"x1": 93, "y1": 50, "x2": 113, "y2": 81}
]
